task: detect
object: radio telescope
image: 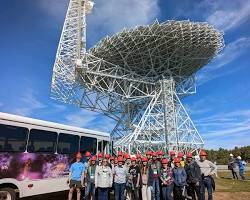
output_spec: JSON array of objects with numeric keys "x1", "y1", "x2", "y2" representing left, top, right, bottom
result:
[{"x1": 51, "y1": 0, "x2": 224, "y2": 154}]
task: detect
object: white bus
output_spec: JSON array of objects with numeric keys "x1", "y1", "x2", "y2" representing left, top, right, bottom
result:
[{"x1": 0, "y1": 112, "x2": 110, "y2": 200}]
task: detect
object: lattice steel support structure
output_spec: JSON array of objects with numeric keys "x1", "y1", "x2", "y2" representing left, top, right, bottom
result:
[
  {"x1": 51, "y1": 0, "x2": 224, "y2": 154},
  {"x1": 113, "y1": 79, "x2": 204, "y2": 154}
]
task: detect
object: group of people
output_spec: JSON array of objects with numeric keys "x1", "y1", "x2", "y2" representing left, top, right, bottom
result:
[
  {"x1": 228, "y1": 153, "x2": 246, "y2": 180},
  {"x1": 67, "y1": 149, "x2": 217, "y2": 200}
]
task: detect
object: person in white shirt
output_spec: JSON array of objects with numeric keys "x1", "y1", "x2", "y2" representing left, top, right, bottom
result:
[
  {"x1": 196, "y1": 150, "x2": 216, "y2": 200},
  {"x1": 114, "y1": 156, "x2": 127, "y2": 200},
  {"x1": 95, "y1": 158, "x2": 113, "y2": 200}
]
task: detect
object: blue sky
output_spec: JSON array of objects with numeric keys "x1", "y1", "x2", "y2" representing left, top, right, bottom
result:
[{"x1": 0, "y1": 0, "x2": 250, "y2": 149}]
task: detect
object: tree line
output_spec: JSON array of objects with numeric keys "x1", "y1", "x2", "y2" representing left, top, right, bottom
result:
[{"x1": 205, "y1": 146, "x2": 250, "y2": 165}]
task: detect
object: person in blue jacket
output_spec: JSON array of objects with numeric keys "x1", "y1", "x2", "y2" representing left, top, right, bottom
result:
[
  {"x1": 237, "y1": 156, "x2": 246, "y2": 180},
  {"x1": 173, "y1": 157, "x2": 187, "y2": 200}
]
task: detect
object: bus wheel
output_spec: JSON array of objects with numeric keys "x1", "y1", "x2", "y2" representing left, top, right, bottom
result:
[{"x1": 0, "y1": 188, "x2": 16, "y2": 200}]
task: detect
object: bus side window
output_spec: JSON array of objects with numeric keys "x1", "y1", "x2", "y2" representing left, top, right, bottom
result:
[
  {"x1": 27, "y1": 129, "x2": 57, "y2": 153},
  {"x1": 0, "y1": 124, "x2": 28, "y2": 152},
  {"x1": 57, "y1": 133, "x2": 79, "y2": 154},
  {"x1": 80, "y1": 136, "x2": 97, "y2": 155},
  {"x1": 98, "y1": 140, "x2": 103, "y2": 153}
]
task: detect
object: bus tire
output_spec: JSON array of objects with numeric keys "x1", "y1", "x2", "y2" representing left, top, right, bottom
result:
[{"x1": 0, "y1": 187, "x2": 16, "y2": 200}]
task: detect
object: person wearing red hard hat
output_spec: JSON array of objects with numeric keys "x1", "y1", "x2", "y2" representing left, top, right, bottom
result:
[
  {"x1": 177, "y1": 152, "x2": 185, "y2": 168},
  {"x1": 196, "y1": 150, "x2": 216, "y2": 200},
  {"x1": 67, "y1": 152, "x2": 85, "y2": 200},
  {"x1": 95, "y1": 158, "x2": 113, "y2": 200},
  {"x1": 114, "y1": 156, "x2": 118, "y2": 167},
  {"x1": 168, "y1": 151, "x2": 176, "y2": 168},
  {"x1": 84, "y1": 151, "x2": 92, "y2": 169},
  {"x1": 84, "y1": 155, "x2": 97, "y2": 200},
  {"x1": 113, "y1": 156, "x2": 127, "y2": 200},
  {"x1": 124, "y1": 153, "x2": 131, "y2": 171},
  {"x1": 160, "y1": 158, "x2": 174, "y2": 200},
  {"x1": 127, "y1": 156, "x2": 141, "y2": 199},
  {"x1": 157, "y1": 150, "x2": 164, "y2": 161},
  {"x1": 136, "y1": 153, "x2": 142, "y2": 167},
  {"x1": 173, "y1": 157, "x2": 187, "y2": 200},
  {"x1": 97, "y1": 152, "x2": 103, "y2": 166},
  {"x1": 149, "y1": 151, "x2": 161, "y2": 200},
  {"x1": 146, "y1": 150, "x2": 152, "y2": 161},
  {"x1": 118, "y1": 151, "x2": 123, "y2": 157},
  {"x1": 105, "y1": 154, "x2": 111, "y2": 159},
  {"x1": 184, "y1": 152, "x2": 201, "y2": 200},
  {"x1": 141, "y1": 157, "x2": 151, "y2": 200},
  {"x1": 104, "y1": 154, "x2": 112, "y2": 169},
  {"x1": 110, "y1": 156, "x2": 115, "y2": 166}
]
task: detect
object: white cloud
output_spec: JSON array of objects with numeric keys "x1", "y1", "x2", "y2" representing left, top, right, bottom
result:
[
  {"x1": 196, "y1": 37, "x2": 250, "y2": 85},
  {"x1": 87, "y1": 0, "x2": 159, "y2": 45},
  {"x1": 196, "y1": 109, "x2": 250, "y2": 145},
  {"x1": 12, "y1": 89, "x2": 46, "y2": 117},
  {"x1": 207, "y1": 1, "x2": 250, "y2": 31},
  {"x1": 65, "y1": 110, "x2": 98, "y2": 128},
  {"x1": 175, "y1": 0, "x2": 250, "y2": 32},
  {"x1": 64, "y1": 110, "x2": 115, "y2": 132}
]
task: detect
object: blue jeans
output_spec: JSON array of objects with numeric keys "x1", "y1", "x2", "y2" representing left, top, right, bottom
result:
[
  {"x1": 114, "y1": 183, "x2": 125, "y2": 200},
  {"x1": 98, "y1": 187, "x2": 108, "y2": 200},
  {"x1": 85, "y1": 182, "x2": 95, "y2": 200},
  {"x1": 162, "y1": 183, "x2": 174, "y2": 200},
  {"x1": 200, "y1": 177, "x2": 213, "y2": 200},
  {"x1": 239, "y1": 169, "x2": 245, "y2": 180},
  {"x1": 151, "y1": 178, "x2": 160, "y2": 200}
]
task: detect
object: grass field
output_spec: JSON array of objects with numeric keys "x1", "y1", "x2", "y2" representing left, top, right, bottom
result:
[
  {"x1": 212, "y1": 171, "x2": 250, "y2": 200},
  {"x1": 215, "y1": 171, "x2": 250, "y2": 192}
]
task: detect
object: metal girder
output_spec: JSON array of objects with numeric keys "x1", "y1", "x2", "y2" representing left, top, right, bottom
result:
[{"x1": 112, "y1": 79, "x2": 204, "y2": 154}]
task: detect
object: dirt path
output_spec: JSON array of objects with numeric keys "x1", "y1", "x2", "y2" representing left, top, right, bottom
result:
[{"x1": 214, "y1": 192, "x2": 250, "y2": 200}]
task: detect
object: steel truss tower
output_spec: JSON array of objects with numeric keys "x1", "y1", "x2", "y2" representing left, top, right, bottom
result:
[{"x1": 51, "y1": 0, "x2": 224, "y2": 154}]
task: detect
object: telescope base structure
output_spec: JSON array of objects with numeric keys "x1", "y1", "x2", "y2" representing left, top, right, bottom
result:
[
  {"x1": 113, "y1": 79, "x2": 204, "y2": 154},
  {"x1": 50, "y1": 0, "x2": 224, "y2": 156}
]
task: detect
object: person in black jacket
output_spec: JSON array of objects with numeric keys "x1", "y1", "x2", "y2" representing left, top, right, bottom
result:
[{"x1": 184, "y1": 152, "x2": 201, "y2": 200}]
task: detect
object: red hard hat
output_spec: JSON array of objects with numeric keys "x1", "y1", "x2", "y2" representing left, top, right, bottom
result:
[
  {"x1": 98, "y1": 152, "x2": 103, "y2": 158},
  {"x1": 76, "y1": 152, "x2": 82, "y2": 159},
  {"x1": 131, "y1": 157, "x2": 136, "y2": 161},
  {"x1": 157, "y1": 150, "x2": 164, "y2": 156},
  {"x1": 146, "y1": 150, "x2": 151, "y2": 156},
  {"x1": 142, "y1": 157, "x2": 148, "y2": 162},
  {"x1": 105, "y1": 154, "x2": 110, "y2": 159},
  {"x1": 161, "y1": 158, "x2": 169, "y2": 164},
  {"x1": 177, "y1": 152, "x2": 184, "y2": 158},
  {"x1": 186, "y1": 152, "x2": 193, "y2": 158},
  {"x1": 117, "y1": 156, "x2": 123, "y2": 162},
  {"x1": 110, "y1": 156, "x2": 114, "y2": 160},
  {"x1": 136, "y1": 154, "x2": 141, "y2": 159},
  {"x1": 199, "y1": 150, "x2": 207, "y2": 156},
  {"x1": 118, "y1": 151, "x2": 123, "y2": 156},
  {"x1": 152, "y1": 152, "x2": 157, "y2": 157},
  {"x1": 91, "y1": 156, "x2": 97, "y2": 161},
  {"x1": 125, "y1": 154, "x2": 131, "y2": 159},
  {"x1": 174, "y1": 157, "x2": 181, "y2": 163},
  {"x1": 85, "y1": 151, "x2": 91, "y2": 157},
  {"x1": 170, "y1": 151, "x2": 176, "y2": 156}
]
